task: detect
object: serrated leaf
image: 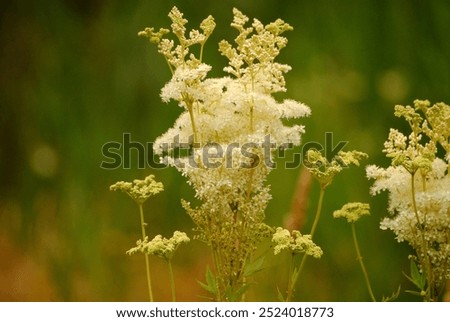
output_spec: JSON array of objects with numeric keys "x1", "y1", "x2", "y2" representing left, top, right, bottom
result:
[
  {"x1": 197, "y1": 266, "x2": 217, "y2": 295},
  {"x1": 382, "y1": 285, "x2": 401, "y2": 302}
]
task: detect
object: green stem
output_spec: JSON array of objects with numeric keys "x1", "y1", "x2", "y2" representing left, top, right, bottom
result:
[
  {"x1": 285, "y1": 253, "x2": 297, "y2": 301},
  {"x1": 186, "y1": 101, "x2": 198, "y2": 144},
  {"x1": 168, "y1": 259, "x2": 176, "y2": 302},
  {"x1": 286, "y1": 186, "x2": 326, "y2": 301},
  {"x1": 139, "y1": 204, "x2": 154, "y2": 302},
  {"x1": 164, "y1": 57, "x2": 174, "y2": 75},
  {"x1": 310, "y1": 186, "x2": 326, "y2": 238},
  {"x1": 249, "y1": 70, "x2": 255, "y2": 132},
  {"x1": 199, "y1": 43, "x2": 205, "y2": 63},
  {"x1": 352, "y1": 223, "x2": 376, "y2": 302},
  {"x1": 211, "y1": 246, "x2": 223, "y2": 301},
  {"x1": 410, "y1": 173, "x2": 434, "y2": 301}
]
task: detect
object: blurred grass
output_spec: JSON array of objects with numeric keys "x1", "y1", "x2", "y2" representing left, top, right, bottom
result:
[{"x1": 0, "y1": 0, "x2": 449, "y2": 301}]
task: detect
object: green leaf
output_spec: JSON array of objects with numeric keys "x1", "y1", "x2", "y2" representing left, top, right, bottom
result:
[
  {"x1": 206, "y1": 267, "x2": 217, "y2": 289},
  {"x1": 197, "y1": 266, "x2": 217, "y2": 295},
  {"x1": 225, "y1": 284, "x2": 251, "y2": 301},
  {"x1": 197, "y1": 280, "x2": 214, "y2": 294},
  {"x1": 244, "y1": 255, "x2": 266, "y2": 277},
  {"x1": 409, "y1": 259, "x2": 426, "y2": 290}
]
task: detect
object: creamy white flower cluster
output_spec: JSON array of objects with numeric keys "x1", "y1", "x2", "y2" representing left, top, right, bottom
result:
[
  {"x1": 367, "y1": 100, "x2": 450, "y2": 293},
  {"x1": 146, "y1": 7, "x2": 311, "y2": 157},
  {"x1": 140, "y1": 7, "x2": 310, "y2": 296},
  {"x1": 146, "y1": 7, "x2": 311, "y2": 207}
]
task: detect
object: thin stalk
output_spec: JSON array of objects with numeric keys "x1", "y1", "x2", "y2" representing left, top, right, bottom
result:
[
  {"x1": 249, "y1": 70, "x2": 255, "y2": 132},
  {"x1": 211, "y1": 246, "x2": 223, "y2": 301},
  {"x1": 199, "y1": 43, "x2": 205, "y2": 63},
  {"x1": 139, "y1": 204, "x2": 154, "y2": 302},
  {"x1": 352, "y1": 223, "x2": 376, "y2": 302},
  {"x1": 309, "y1": 186, "x2": 326, "y2": 238},
  {"x1": 168, "y1": 259, "x2": 176, "y2": 302},
  {"x1": 410, "y1": 173, "x2": 434, "y2": 301},
  {"x1": 421, "y1": 172, "x2": 427, "y2": 192},
  {"x1": 286, "y1": 186, "x2": 326, "y2": 301},
  {"x1": 164, "y1": 57, "x2": 174, "y2": 75},
  {"x1": 186, "y1": 101, "x2": 199, "y2": 144},
  {"x1": 285, "y1": 253, "x2": 297, "y2": 301}
]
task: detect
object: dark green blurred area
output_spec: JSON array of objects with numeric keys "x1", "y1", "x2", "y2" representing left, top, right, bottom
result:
[{"x1": 1, "y1": 0, "x2": 449, "y2": 301}]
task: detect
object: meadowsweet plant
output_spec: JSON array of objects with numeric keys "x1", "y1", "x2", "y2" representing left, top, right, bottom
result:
[
  {"x1": 138, "y1": 7, "x2": 311, "y2": 301},
  {"x1": 367, "y1": 100, "x2": 450, "y2": 301},
  {"x1": 333, "y1": 202, "x2": 377, "y2": 301},
  {"x1": 110, "y1": 175, "x2": 164, "y2": 301}
]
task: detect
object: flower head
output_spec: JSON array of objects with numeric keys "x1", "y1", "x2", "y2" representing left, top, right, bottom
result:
[
  {"x1": 305, "y1": 149, "x2": 368, "y2": 188},
  {"x1": 110, "y1": 175, "x2": 164, "y2": 205},
  {"x1": 333, "y1": 202, "x2": 370, "y2": 223},
  {"x1": 127, "y1": 231, "x2": 190, "y2": 260},
  {"x1": 272, "y1": 227, "x2": 322, "y2": 258}
]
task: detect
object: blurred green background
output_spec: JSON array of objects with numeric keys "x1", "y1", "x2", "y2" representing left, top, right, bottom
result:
[{"x1": 1, "y1": 0, "x2": 449, "y2": 301}]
